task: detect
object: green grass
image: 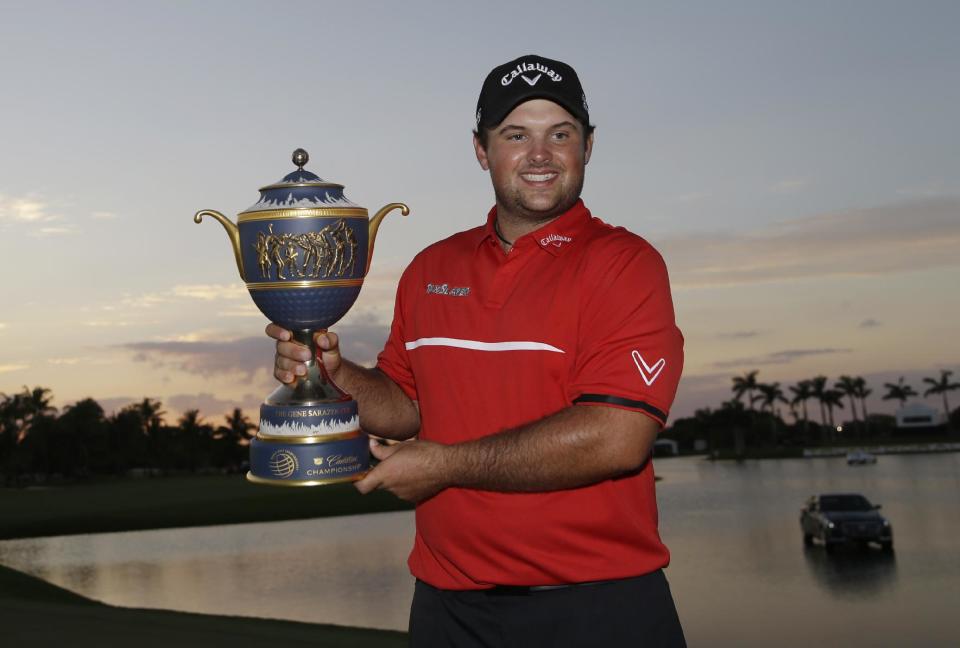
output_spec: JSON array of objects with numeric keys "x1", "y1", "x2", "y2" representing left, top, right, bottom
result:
[
  {"x1": 0, "y1": 473, "x2": 412, "y2": 540},
  {"x1": 0, "y1": 563, "x2": 408, "y2": 647}
]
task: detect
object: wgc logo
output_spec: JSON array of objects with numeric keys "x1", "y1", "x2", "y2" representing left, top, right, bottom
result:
[{"x1": 269, "y1": 449, "x2": 299, "y2": 479}]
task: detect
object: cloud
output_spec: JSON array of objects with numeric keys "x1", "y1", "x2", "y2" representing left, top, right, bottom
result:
[
  {"x1": 0, "y1": 194, "x2": 71, "y2": 237},
  {"x1": 91, "y1": 211, "x2": 118, "y2": 220},
  {"x1": 28, "y1": 226, "x2": 75, "y2": 237},
  {"x1": 216, "y1": 306, "x2": 264, "y2": 318},
  {"x1": 769, "y1": 179, "x2": 806, "y2": 193},
  {"x1": 122, "y1": 336, "x2": 272, "y2": 379},
  {"x1": 859, "y1": 318, "x2": 881, "y2": 328},
  {"x1": 712, "y1": 348, "x2": 852, "y2": 370},
  {"x1": 896, "y1": 180, "x2": 950, "y2": 199},
  {"x1": 0, "y1": 363, "x2": 29, "y2": 374},
  {"x1": 118, "y1": 323, "x2": 391, "y2": 378},
  {"x1": 0, "y1": 195, "x2": 55, "y2": 223},
  {"x1": 0, "y1": 322, "x2": 6, "y2": 331},
  {"x1": 674, "y1": 192, "x2": 706, "y2": 204},
  {"x1": 47, "y1": 357, "x2": 82, "y2": 365},
  {"x1": 170, "y1": 284, "x2": 247, "y2": 301},
  {"x1": 662, "y1": 197, "x2": 960, "y2": 289},
  {"x1": 116, "y1": 283, "x2": 248, "y2": 310},
  {"x1": 717, "y1": 330, "x2": 761, "y2": 339}
]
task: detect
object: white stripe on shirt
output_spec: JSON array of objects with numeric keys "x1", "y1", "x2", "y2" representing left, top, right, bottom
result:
[{"x1": 404, "y1": 337, "x2": 564, "y2": 354}]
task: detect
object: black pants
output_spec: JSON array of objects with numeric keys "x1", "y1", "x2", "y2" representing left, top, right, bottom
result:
[{"x1": 409, "y1": 570, "x2": 686, "y2": 648}]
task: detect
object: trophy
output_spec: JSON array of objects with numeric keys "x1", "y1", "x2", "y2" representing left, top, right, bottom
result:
[{"x1": 194, "y1": 148, "x2": 408, "y2": 486}]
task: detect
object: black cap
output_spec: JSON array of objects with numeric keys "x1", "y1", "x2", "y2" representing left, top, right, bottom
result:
[{"x1": 475, "y1": 54, "x2": 589, "y2": 131}]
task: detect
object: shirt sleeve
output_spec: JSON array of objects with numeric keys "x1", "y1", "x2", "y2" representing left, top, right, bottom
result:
[
  {"x1": 568, "y1": 240, "x2": 684, "y2": 426},
  {"x1": 375, "y1": 264, "x2": 418, "y2": 401}
]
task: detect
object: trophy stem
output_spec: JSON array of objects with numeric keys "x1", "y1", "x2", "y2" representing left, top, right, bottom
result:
[{"x1": 265, "y1": 329, "x2": 350, "y2": 406}]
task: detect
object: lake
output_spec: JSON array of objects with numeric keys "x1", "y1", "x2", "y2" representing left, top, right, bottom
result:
[{"x1": 1, "y1": 453, "x2": 958, "y2": 647}]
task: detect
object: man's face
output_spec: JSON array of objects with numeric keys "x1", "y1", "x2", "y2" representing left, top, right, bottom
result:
[{"x1": 474, "y1": 99, "x2": 593, "y2": 224}]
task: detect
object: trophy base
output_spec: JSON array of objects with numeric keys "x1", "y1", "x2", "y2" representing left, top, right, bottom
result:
[
  {"x1": 247, "y1": 329, "x2": 370, "y2": 487},
  {"x1": 247, "y1": 429, "x2": 370, "y2": 486},
  {"x1": 246, "y1": 469, "x2": 368, "y2": 488},
  {"x1": 248, "y1": 394, "x2": 370, "y2": 486}
]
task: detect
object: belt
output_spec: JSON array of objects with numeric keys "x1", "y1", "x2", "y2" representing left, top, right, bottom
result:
[{"x1": 483, "y1": 579, "x2": 612, "y2": 595}]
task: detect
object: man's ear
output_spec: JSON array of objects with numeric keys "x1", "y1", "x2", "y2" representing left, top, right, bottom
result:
[
  {"x1": 473, "y1": 134, "x2": 490, "y2": 170},
  {"x1": 584, "y1": 131, "x2": 594, "y2": 166}
]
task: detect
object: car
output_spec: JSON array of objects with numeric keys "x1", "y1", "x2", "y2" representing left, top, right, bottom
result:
[
  {"x1": 846, "y1": 450, "x2": 877, "y2": 465},
  {"x1": 800, "y1": 493, "x2": 893, "y2": 552}
]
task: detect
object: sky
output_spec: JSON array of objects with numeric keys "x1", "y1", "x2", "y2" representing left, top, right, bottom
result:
[{"x1": 1, "y1": 0, "x2": 958, "y2": 425}]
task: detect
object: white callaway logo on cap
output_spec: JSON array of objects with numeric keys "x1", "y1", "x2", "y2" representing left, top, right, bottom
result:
[{"x1": 501, "y1": 61, "x2": 563, "y2": 86}]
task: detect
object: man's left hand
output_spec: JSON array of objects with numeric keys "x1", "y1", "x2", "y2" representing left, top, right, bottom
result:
[{"x1": 355, "y1": 438, "x2": 452, "y2": 503}]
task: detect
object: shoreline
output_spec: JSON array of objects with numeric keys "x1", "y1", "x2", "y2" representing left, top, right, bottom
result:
[
  {"x1": 802, "y1": 441, "x2": 960, "y2": 457},
  {"x1": 0, "y1": 563, "x2": 407, "y2": 647}
]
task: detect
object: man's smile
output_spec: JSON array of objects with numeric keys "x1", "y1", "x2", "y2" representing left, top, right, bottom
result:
[{"x1": 520, "y1": 171, "x2": 559, "y2": 184}]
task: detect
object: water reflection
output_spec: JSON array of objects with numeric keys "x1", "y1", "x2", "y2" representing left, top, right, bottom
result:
[
  {"x1": 802, "y1": 545, "x2": 898, "y2": 599},
  {"x1": 2, "y1": 454, "x2": 959, "y2": 646}
]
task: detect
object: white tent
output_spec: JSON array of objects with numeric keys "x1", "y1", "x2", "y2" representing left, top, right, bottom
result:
[{"x1": 895, "y1": 402, "x2": 945, "y2": 428}]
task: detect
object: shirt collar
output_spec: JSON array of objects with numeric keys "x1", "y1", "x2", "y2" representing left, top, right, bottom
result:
[{"x1": 476, "y1": 199, "x2": 591, "y2": 256}]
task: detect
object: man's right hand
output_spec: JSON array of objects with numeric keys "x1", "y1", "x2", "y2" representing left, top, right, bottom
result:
[{"x1": 265, "y1": 324, "x2": 343, "y2": 384}]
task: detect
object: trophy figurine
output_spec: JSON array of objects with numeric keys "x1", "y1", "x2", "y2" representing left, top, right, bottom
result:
[{"x1": 194, "y1": 148, "x2": 408, "y2": 486}]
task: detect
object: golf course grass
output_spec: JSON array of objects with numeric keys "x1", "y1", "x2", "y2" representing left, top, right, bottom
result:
[
  {"x1": 0, "y1": 474, "x2": 412, "y2": 645},
  {"x1": 0, "y1": 472, "x2": 412, "y2": 540}
]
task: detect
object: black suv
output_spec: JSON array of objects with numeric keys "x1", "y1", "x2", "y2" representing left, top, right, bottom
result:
[{"x1": 800, "y1": 493, "x2": 893, "y2": 552}]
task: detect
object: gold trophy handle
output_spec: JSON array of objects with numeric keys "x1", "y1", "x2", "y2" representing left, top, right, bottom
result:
[
  {"x1": 194, "y1": 209, "x2": 244, "y2": 279},
  {"x1": 366, "y1": 202, "x2": 409, "y2": 275}
]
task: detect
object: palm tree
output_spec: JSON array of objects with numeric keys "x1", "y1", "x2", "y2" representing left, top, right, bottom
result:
[
  {"x1": 129, "y1": 398, "x2": 165, "y2": 474},
  {"x1": 755, "y1": 382, "x2": 787, "y2": 414},
  {"x1": 21, "y1": 386, "x2": 56, "y2": 419},
  {"x1": 731, "y1": 370, "x2": 759, "y2": 411},
  {"x1": 223, "y1": 407, "x2": 256, "y2": 443},
  {"x1": 882, "y1": 377, "x2": 917, "y2": 408},
  {"x1": 219, "y1": 407, "x2": 255, "y2": 468},
  {"x1": 0, "y1": 392, "x2": 24, "y2": 483},
  {"x1": 9, "y1": 386, "x2": 57, "y2": 443},
  {"x1": 853, "y1": 377, "x2": 872, "y2": 437},
  {"x1": 178, "y1": 409, "x2": 205, "y2": 432},
  {"x1": 136, "y1": 397, "x2": 166, "y2": 435},
  {"x1": 756, "y1": 382, "x2": 787, "y2": 445},
  {"x1": 821, "y1": 389, "x2": 845, "y2": 433},
  {"x1": 810, "y1": 375, "x2": 829, "y2": 427},
  {"x1": 177, "y1": 409, "x2": 212, "y2": 471},
  {"x1": 922, "y1": 370, "x2": 960, "y2": 426},
  {"x1": 789, "y1": 380, "x2": 814, "y2": 441},
  {"x1": 58, "y1": 398, "x2": 106, "y2": 477},
  {"x1": 789, "y1": 381, "x2": 812, "y2": 423},
  {"x1": 835, "y1": 375, "x2": 860, "y2": 434},
  {"x1": 835, "y1": 376, "x2": 860, "y2": 421}
]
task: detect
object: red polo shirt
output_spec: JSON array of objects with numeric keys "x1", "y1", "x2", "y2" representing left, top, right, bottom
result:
[{"x1": 377, "y1": 199, "x2": 684, "y2": 589}]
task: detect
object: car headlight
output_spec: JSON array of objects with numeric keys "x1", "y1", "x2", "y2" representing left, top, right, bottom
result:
[
  {"x1": 882, "y1": 519, "x2": 890, "y2": 527},
  {"x1": 827, "y1": 521, "x2": 835, "y2": 529}
]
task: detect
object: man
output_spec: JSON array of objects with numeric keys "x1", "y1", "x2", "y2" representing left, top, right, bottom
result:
[{"x1": 268, "y1": 54, "x2": 686, "y2": 647}]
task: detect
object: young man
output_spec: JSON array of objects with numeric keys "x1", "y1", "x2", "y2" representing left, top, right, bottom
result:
[{"x1": 269, "y1": 54, "x2": 686, "y2": 647}]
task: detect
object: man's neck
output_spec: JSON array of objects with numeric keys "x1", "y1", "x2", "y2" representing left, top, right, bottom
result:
[{"x1": 494, "y1": 204, "x2": 568, "y2": 245}]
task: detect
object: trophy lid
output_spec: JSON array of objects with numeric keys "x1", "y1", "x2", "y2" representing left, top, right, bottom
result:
[{"x1": 240, "y1": 148, "x2": 360, "y2": 214}]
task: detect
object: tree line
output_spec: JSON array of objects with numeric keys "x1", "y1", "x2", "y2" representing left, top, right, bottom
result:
[
  {"x1": 664, "y1": 369, "x2": 959, "y2": 457},
  {"x1": 4, "y1": 371, "x2": 958, "y2": 482},
  {"x1": 0, "y1": 387, "x2": 255, "y2": 486}
]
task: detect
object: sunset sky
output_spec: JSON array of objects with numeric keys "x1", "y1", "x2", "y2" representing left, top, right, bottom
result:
[{"x1": 1, "y1": 1, "x2": 958, "y2": 425}]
